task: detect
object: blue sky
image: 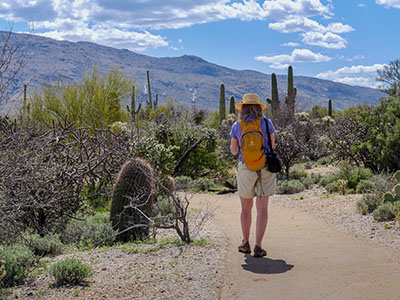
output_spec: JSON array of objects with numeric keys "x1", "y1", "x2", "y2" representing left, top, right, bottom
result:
[{"x1": 1, "y1": 0, "x2": 399, "y2": 88}]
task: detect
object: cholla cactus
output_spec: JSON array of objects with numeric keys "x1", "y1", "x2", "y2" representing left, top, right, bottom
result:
[{"x1": 0, "y1": 257, "x2": 5, "y2": 288}]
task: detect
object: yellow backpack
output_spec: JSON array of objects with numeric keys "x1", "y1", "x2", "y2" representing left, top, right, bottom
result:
[{"x1": 238, "y1": 118, "x2": 266, "y2": 171}]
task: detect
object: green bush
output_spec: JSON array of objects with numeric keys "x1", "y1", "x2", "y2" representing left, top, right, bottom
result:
[
  {"x1": 277, "y1": 180, "x2": 305, "y2": 194},
  {"x1": 300, "y1": 177, "x2": 313, "y2": 189},
  {"x1": 174, "y1": 176, "x2": 193, "y2": 191},
  {"x1": 316, "y1": 156, "x2": 331, "y2": 166},
  {"x1": 290, "y1": 165, "x2": 308, "y2": 180},
  {"x1": 325, "y1": 181, "x2": 340, "y2": 193},
  {"x1": 24, "y1": 233, "x2": 64, "y2": 256},
  {"x1": 0, "y1": 244, "x2": 36, "y2": 287},
  {"x1": 310, "y1": 173, "x2": 322, "y2": 184},
  {"x1": 356, "y1": 179, "x2": 375, "y2": 194},
  {"x1": 356, "y1": 198, "x2": 368, "y2": 215},
  {"x1": 62, "y1": 213, "x2": 116, "y2": 247},
  {"x1": 319, "y1": 174, "x2": 337, "y2": 187},
  {"x1": 348, "y1": 167, "x2": 373, "y2": 189},
  {"x1": 372, "y1": 203, "x2": 395, "y2": 221},
  {"x1": 192, "y1": 177, "x2": 215, "y2": 192},
  {"x1": 50, "y1": 258, "x2": 93, "y2": 286},
  {"x1": 358, "y1": 193, "x2": 381, "y2": 213}
]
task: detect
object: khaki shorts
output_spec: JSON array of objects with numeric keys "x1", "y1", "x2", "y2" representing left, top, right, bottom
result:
[{"x1": 237, "y1": 161, "x2": 276, "y2": 198}]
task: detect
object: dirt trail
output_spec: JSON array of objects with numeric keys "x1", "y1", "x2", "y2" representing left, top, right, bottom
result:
[{"x1": 190, "y1": 193, "x2": 400, "y2": 300}]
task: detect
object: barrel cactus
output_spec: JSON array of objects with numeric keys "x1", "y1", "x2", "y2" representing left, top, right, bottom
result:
[{"x1": 110, "y1": 158, "x2": 155, "y2": 242}]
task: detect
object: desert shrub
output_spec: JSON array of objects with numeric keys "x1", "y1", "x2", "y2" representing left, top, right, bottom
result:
[
  {"x1": 174, "y1": 176, "x2": 193, "y2": 191},
  {"x1": 289, "y1": 164, "x2": 308, "y2": 180},
  {"x1": 319, "y1": 174, "x2": 337, "y2": 187},
  {"x1": 300, "y1": 177, "x2": 313, "y2": 189},
  {"x1": 62, "y1": 213, "x2": 116, "y2": 247},
  {"x1": 347, "y1": 167, "x2": 373, "y2": 189},
  {"x1": 325, "y1": 181, "x2": 340, "y2": 193},
  {"x1": 316, "y1": 156, "x2": 331, "y2": 166},
  {"x1": 372, "y1": 203, "x2": 395, "y2": 221},
  {"x1": 310, "y1": 173, "x2": 322, "y2": 184},
  {"x1": 153, "y1": 196, "x2": 175, "y2": 221},
  {"x1": 192, "y1": 177, "x2": 215, "y2": 192},
  {"x1": 50, "y1": 258, "x2": 92, "y2": 286},
  {"x1": 24, "y1": 233, "x2": 64, "y2": 256},
  {"x1": 0, "y1": 244, "x2": 36, "y2": 287},
  {"x1": 356, "y1": 198, "x2": 368, "y2": 215},
  {"x1": 277, "y1": 180, "x2": 305, "y2": 194},
  {"x1": 356, "y1": 179, "x2": 375, "y2": 194},
  {"x1": 358, "y1": 193, "x2": 381, "y2": 213},
  {"x1": 346, "y1": 188, "x2": 355, "y2": 194}
]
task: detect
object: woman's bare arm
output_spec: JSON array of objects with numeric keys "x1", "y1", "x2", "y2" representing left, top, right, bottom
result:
[
  {"x1": 230, "y1": 138, "x2": 239, "y2": 155},
  {"x1": 270, "y1": 132, "x2": 275, "y2": 150}
]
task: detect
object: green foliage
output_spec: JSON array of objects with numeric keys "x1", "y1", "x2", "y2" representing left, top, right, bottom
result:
[
  {"x1": 24, "y1": 233, "x2": 64, "y2": 256},
  {"x1": 63, "y1": 212, "x2": 116, "y2": 248},
  {"x1": 28, "y1": 68, "x2": 133, "y2": 130},
  {"x1": 356, "y1": 198, "x2": 368, "y2": 215},
  {"x1": 372, "y1": 203, "x2": 395, "y2": 221},
  {"x1": 325, "y1": 181, "x2": 340, "y2": 193},
  {"x1": 356, "y1": 179, "x2": 375, "y2": 194},
  {"x1": 50, "y1": 258, "x2": 92, "y2": 286},
  {"x1": 174, "y1": 176, "x2": 193, "y2": 191},
  {"x1": 277, "y1": 179, "x2": 305, "y2": 194},
  {"x1": 357, "y1": 193, "x2": 381, "y2": 214},
  {"x1": 319, "y1": 174, "x2": 337, "y2": 187},
  {"x1": 289, "y1": 164, "x2": 308, "y2": 180},
  {"x1": 110, "y1": 158, "x2": 155, "y2": 242},
  {"x1": 192, "y1": 177, "x2": 216, "y2": 192},
  {"x1": 0, "y1": 244, "x2": 36, "y2": 287}
]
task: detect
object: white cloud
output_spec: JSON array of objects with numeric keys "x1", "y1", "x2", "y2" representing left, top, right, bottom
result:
[
  {"x1": 301, "y1": 32, "x2": 347, "y2": 49},
  {"x1": 376, "y1": 0, "x2": 400, "y2": 9},
  {"x1": 269, "y1": 17, "x2": 353, "y2": 34},
  {"x1": 281, "y1": 42, "x2": 300, "y2": 47},
  {"x1": 255, "y1": 48, "x2": 331, "y2": 69},
  {"x1": 316, "y1": 64, "x2": 386, "y2": 87},
  {"x1": 0, "y1": 0, "x2": 339, "y2": 51},
  {"x1": 358, "y1": 3, "x2": 366, "y2": 7}
]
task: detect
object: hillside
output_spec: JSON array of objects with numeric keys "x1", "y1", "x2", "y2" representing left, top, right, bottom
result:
[{"x1": 1, "y1": 32, "x2": 385, "y2": 113}]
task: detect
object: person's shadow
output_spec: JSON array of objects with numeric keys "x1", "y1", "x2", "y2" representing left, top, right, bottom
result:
[{"x1": 241, "y1": 254, "x2": 294, "y2": 274}]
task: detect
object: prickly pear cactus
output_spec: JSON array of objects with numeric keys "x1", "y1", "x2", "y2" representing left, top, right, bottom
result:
[
  {"x1": 383, "y1": 170, "x2": 400, "y2": 203},
  {"x1": 110, "y1": 158, "x2": 155, "y2": 242}
]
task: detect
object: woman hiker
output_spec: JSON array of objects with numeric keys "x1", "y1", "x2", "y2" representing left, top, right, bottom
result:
[{"x1": 230, "y1": 93, "x2": 276, "y2": 257}]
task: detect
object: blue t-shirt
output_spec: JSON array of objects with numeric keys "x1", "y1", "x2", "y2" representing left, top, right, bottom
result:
[{"x1": 230, "y1": 117, "x2": 275, "y2": 161}]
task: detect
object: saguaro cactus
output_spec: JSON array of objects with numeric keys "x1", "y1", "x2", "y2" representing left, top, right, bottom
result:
[
  {"x1": 229, "y1": 96, "x2": 235, "y2": 115},
  {"x1": 155, "y1": 94, "x2": 159, "y2": 109},
  {"x1": 110, "y1": 158, "x2": 155, "y2": 242},
  {"x1": 285, "y1": 65, "x2": 297, "y2": 121},
  {"x1": 267, "y1": 73, "x2": 281, "y2": 121},
  {"x1": 146, "y1": 70, "x2": 152, "y2": 109},
  {"x1": 129, "y1": 85, "x2": 141, "y2": 122},
  {"x1": 219, "y1": 83, "x2": 226, "y2": 124},
  {"x1": 328, "y1": 99, "x2": 333, "y2": 117}
]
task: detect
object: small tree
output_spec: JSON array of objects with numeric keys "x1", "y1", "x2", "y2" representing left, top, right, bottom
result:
[{"x1": 376, "y1": 59, "x2": 400, "y2": 96}]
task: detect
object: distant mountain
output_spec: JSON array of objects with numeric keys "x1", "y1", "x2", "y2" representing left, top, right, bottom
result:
[{"x1": 1, "y1": 32, "x2": 385, "y2": 113}]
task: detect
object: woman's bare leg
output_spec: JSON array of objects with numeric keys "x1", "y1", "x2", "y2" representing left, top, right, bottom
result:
[
  {"x1": 255, "y1": 195, "x2": 269, "y2": 247},
  {"x1": 240, "y1": 197, "x2": 253, "y2": 242}
]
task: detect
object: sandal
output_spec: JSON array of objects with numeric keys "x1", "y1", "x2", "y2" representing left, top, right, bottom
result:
[
  {"x1": 238, "y1": 241, "x2": 251, "y2": 254},
  {"x1": 253, "y1": 245, "x2": 267, "y2": 257}
]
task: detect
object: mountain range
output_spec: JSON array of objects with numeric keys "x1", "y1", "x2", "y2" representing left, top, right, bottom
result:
[{"x1": 1, "y1": 32, "x2": 385, "y2": 113}]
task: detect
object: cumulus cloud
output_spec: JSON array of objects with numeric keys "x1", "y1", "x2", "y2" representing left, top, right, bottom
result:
[
  {"x1": 301, "y1": 32, "x2": 347, "y2": 49},
  {"x1": 316, "y1": 64, "x2": 386, "y2": 87},
  {"x1": 375, "y1": 0, "x2": 400, "y2": 9},
  {"x1": 255, "y1": 48, "x2": 331, "y2": 69},
  {"x1": 0, "y1": 0, "x2": 341, "y2": 51}
]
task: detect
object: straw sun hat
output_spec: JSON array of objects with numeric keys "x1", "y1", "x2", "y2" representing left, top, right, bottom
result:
[{"x1": 235, "y1": 93, "x2": 267, "y2": 110}]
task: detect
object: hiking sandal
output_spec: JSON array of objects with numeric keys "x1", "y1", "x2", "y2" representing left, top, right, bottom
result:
[
  {"x1": 238, "y1": 241, "x2": 251, "y2": 254},
  {"x1": 253, "y1": 245, "x2": 267, "y2": 257}
]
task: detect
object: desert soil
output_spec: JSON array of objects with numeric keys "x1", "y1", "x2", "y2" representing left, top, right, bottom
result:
[
  {"x1": 189, "y1": 189, "x2": 400, "y2": 300},
  {"x1": 9, "y1": 187, "x2": 400, "y2": 300}
]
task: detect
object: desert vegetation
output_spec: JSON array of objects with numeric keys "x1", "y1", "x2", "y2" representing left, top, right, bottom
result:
[{"x1": 0, "y1": 32, "x2": 399, "y2": 298}]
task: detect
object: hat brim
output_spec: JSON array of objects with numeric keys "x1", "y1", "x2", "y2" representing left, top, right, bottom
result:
[{"x1": 235, "y1": 103, "x2": 267, "y2": 110}]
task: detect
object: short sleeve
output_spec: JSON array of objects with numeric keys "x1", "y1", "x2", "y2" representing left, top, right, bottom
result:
[
  {"x1": 230, "y1": 121, "x2": 241, "y2": 140},
  {"x1": 267, "y1": 118, "x2": 275, "y2": 134}
]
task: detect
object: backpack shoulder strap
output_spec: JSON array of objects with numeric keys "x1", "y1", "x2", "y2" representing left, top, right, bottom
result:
[{"x1": 263, "y1": 118, "x2": 274, "y2": 152}]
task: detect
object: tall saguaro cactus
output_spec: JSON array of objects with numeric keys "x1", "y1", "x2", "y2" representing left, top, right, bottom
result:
[
  {"x1": 146, "y1": 70, "x2": 152, "y2": 109},
  {"x1": 155, "y1": 94, "x2": 158, "y2": 109},
  {"x1": 219, "y1": 83, "x2": 226, "y2": 124},
  {"x1": 129, "y1": 85, "x2": 141, "y2": 122},
  {"x1": 267, "y1": 73, "x2": 281, "y2": 121},
  {"x1": 110, "y1": 158, "x2": 155, "y2": 242},
  {"x1": 328, "y1": 99, "x2": 333, "y2": 117},
  {"x1": 229, "y1": 96, "x2": 235, "y2": 115},
  {"x1": 285, "y1": 65, "x2": 297, "y2": 121}
]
